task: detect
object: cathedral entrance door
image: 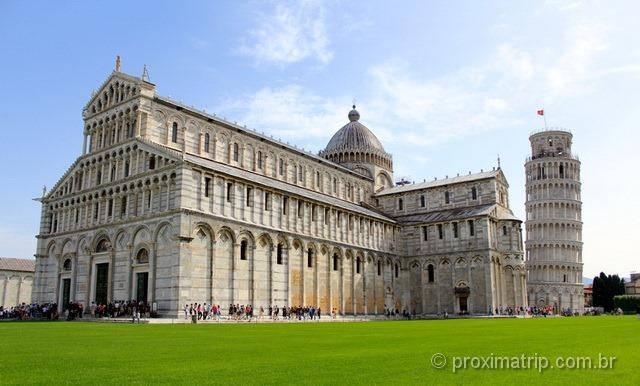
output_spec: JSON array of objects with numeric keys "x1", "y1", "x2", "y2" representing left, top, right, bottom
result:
[
  {"x1": 62, "y1": 278, "x2": 71, "y2": 310},
  {"x1": 95, "y1": 263, "x2": 109, "y2": 305},
  {"x1": 459, "y1": 296, "x2": 468, "y2": 313},
  {"x1": 136, "y1": 272, "x2": 149, "y2": 303}
]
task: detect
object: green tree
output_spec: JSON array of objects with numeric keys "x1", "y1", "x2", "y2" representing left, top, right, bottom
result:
[{"x1": 592, "y1": 272, "x2": 626, "y2": 312}]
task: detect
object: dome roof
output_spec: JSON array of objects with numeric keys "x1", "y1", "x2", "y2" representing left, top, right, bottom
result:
[{"x1": 324, "y1": 106, "x2": 386, "y2": 154}]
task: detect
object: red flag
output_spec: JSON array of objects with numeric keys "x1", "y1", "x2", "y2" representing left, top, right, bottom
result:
[{"x1": 537, "y1": 109, "x2": 544, "y2": 116}]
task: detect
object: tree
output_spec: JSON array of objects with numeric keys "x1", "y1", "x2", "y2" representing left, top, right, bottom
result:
[{"x1": 592, "y1": 272, "x2": 626, "y2": 312}]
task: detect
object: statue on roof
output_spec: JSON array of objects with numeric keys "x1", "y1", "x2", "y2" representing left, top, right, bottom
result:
[{"x1": 115, "y1": 55, "x2": 121, "y2": 72}]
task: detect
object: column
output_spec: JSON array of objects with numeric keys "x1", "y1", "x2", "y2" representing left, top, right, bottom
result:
[
  {"x1": 340, "y1": 258, "x2": 345, "y2": 315},
  {"x1": 135, "y1": 110, "x2": 142, "y2": 137},
  {"x1": 513, "y1": 270, "x2": 518, "y2": 308},
  {"x1": 352, "y1": 257, "x2": 356, "y2": 315}
]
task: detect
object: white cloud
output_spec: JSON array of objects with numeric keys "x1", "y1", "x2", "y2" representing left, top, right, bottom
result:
[
  {"x1": 217, "y1": 85, "x2": 345, "y2": 141},
  {"x1": 239, "y1": 0, "x2": 333, "y2": 66},
  {"x1": 545, "y1": 21, "x2": 607, "y2": 97},
  {"x1": 216, "y1": 53, "x2": 524, "y2": 152}
]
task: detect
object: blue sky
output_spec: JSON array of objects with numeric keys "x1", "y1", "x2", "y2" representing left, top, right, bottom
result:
[{"x1": 1, "y1": 0, "x2": 639, "y2": 278}]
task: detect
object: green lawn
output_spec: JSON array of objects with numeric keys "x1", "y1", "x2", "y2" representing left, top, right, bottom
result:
[{"x1": 0, "y1": 317, "x2": 638, "y2": 385}]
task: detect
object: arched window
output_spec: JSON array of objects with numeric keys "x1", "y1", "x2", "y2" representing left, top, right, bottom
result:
[
  {"x1": 276, "y1": 243, "x2": 283, "y2": 265},
  {"x1": 377, "y1": 260, "x2": 381, "y2": 276},
  {"x1": 204, "y1": 133, "x2": 210, "y2": 153},
  {"x1": 233, "y1": 143, "x2": 239, "y2": 162},
  {"x1": 136, "y1": 249, "x2": 149, "y2": 264},
  {"x1": 240, "y1": 240, "x2": 248, "y2": 260},
  {"x1": 394, "y1": 263, "x2": 399, "y2": 278},
  {"x1": 63, "y1": 259, "x2": 72, "y2": 271},
  {"x1": 333, "y1": 254, "x2": 339, "y2": 271},
  {"x1": 427, "y1": 264, "x2": 434, "y2": 283},
  {"x1": 149, "y1": 155, "x2": 156, "y2": 170},
  {"x1": 171, "y1": 122, "x2": 178, "y2": 143},
  {"x1": 356, "y1": 257, "x2": 362, "y2": 274},
  {"x1": 307, "y1": 248, "x2": 313, "y2": 268},
  {"x1": 95, "y1": 238, "x2": 110, "y2": 253}
]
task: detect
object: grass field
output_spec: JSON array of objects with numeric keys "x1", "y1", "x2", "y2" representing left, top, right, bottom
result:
[{"x1": 0, "y1": 316, "x2": 638, "y2": 385}]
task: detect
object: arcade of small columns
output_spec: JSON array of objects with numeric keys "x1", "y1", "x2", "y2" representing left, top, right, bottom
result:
[
  {"x1": 45, "y1": 146, "x2": 176, "y2": 236},
  {"x1": 83, "y1": 104, "x2": 142, "y2": 155},
  {"x1": 525, "y1": 221, "x2": 582, "y2": 242},
  {"x1": 526, "y1": 261, "x2": 582, "y2": 284},
  {"x1": 525, "y1": 157, "x2": 580, "y2": 180},
  {"x1": 87, "y1": 80, "x2": 141, "y2": 116},
  {"x1": 525, "y1": 201, "x2": 581, "y2": 221},
  {"x1": 525, "y1": 181, "x2": 581, "y2": 202}
]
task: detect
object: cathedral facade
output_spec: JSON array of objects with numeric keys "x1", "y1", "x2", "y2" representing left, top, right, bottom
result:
[{"x1": 32, "y1": 65, "x2": 526, "y2": 317}]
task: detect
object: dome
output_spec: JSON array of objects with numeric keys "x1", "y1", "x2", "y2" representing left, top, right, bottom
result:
[
  {"x1": 324, "y1": 106, "x2": 386, "y2": 154},
  {"x1": 320, "y1": 106, "x2": 393, "y2": 175}
]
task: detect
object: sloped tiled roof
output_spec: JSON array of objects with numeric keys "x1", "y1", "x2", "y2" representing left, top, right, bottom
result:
[
  {"x1": 376, "y1": 169, "x2": 500, "y2": 196},
  {"x1": 394, "y1": 204, "x2": 496, "y2": 224},
  {"x1": 394, "y1": 203, "x2": 521, "y2": 224},
  {"x1": 0, "y1": 258, "x2": 35, "y2": 272}
]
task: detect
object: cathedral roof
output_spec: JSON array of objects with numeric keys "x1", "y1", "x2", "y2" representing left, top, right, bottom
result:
[
  {"x1": 324, "y1": 107, "x2": 386, "y2": 154},
  {"x1": 376, "y1": 169, "x2": 504, "y2": 196},
  {"x1": 392, "y1": 203, "x2": 520, "y2": 224},
  {"x1": 0, "y1": 258, "x2": 35, "y2": 272}
]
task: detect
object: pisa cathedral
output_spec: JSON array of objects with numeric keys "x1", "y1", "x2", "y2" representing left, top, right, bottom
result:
[{"x1": 32, "y1": 63, "x2": 527, "y2": 317}]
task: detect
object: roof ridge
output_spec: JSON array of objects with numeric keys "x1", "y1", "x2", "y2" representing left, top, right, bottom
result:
[{"x1": 376, "y1": 169, "x2": 500, "y2": 196}]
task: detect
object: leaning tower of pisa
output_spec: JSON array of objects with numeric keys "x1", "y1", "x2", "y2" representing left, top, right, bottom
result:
[{"x1": 525, "y1": 129, "x2": 583, "y2": 313}]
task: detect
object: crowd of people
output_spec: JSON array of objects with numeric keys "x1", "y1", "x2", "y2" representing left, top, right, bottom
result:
[
  {"x1": 0, "y1": 300, "x2": 151, "y2": 321},
  {"x1": 89, "y1": 300, "x2": 151, "y2": 319},
  {"x1": 0, "y1": 302, "x2": 616, "y2": 322},
  {"x1": 0, "y1": 303, "x2": 59, "y2": 320},
  {"x1": 183, "y1": 304, "x2": 334, "y2": 322}
]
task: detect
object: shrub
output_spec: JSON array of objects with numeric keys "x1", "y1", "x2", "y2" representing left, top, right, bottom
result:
[{"x1": 613, "y1": 295, "x2": 640, "y2": 314}]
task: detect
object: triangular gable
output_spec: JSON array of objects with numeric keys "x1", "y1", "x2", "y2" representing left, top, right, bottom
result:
[
  {"x1": 495, "y1": 168, "x2": 509, "y2": 188},
  {"x1": 83, "y1": 71, "x2": 154, "y2": 114}
]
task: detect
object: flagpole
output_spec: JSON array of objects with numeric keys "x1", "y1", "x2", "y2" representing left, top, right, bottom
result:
[{"x1": 543, "y1": 114, "x2": 547, "y2": 129}]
